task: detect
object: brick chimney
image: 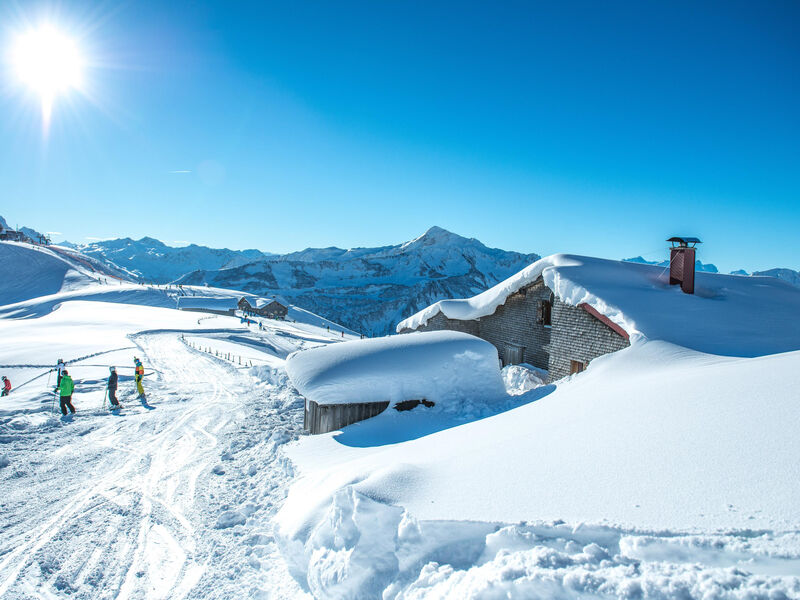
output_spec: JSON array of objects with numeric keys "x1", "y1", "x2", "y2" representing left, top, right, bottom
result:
[{"x1": 667, "y1": 236, "x2": 702, "y2": 294}]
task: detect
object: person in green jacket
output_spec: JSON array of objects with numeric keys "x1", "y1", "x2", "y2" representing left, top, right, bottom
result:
[{"x1": 58, "y1": 370, "x2": 75, "y2": 415}]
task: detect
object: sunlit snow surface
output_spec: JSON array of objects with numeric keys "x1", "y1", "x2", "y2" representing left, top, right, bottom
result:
[
  {"x1": 285, "y1": 331, "x2": 505, "y2": 406},
  {"x1": 280, "y1": 254, "x2": 800, "y2": 598},
  {"x1": 2, "y1": 241, "x2": 800, "y2": 599}
]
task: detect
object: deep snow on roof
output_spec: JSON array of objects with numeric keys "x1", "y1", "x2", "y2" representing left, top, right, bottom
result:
[
  {"x1": 285, "y1": 330, "x2": 505, "y2": 406},
  {"x1": 397, "y1": 254, "x2": 800, "y2": 357},
  {"x1": 251, "y1": 296, "x2": 288, "y2": 309}
]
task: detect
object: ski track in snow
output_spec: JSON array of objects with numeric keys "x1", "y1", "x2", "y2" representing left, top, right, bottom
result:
[{"x1": 0, "y1": 332, "x2": 311, "y2": 599}]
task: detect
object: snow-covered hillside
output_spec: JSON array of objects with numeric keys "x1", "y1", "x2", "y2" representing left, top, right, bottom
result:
[
  {"x1": 277, "y1": 254, "x2": 800, "y2": 598},
  {"x1": 0, "y1": 241, "x2": 357, "y2": 598},
  {"x1": 3, "y1": 239, "x2": 800, "y2": 598},
  {"x1": 278, "y1": 340, "x2": 800, "y2": 599},
  {"x1": 58, "y1": 227, "x2": 538, "y2": 336},
  {"x1": 0, "y1": 241, "x2": 129, "y2": 306}
]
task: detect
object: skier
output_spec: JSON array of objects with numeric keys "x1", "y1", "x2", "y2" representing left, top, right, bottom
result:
[
  {"x1": 1, "y1": 376, "x2": 11, "y2": 396},
  {"x1": 55, "y1": 358, "x2": 66, "y2": 387},
  {"x1": 58, "y1": 369, "x2": 75, "y2": 415},
  {"x1": 134, "y1": 357, "x2": 145, "y2": 398},
  {"x1": 107, "y1": 366, "x2": 120, "y2": 408}
]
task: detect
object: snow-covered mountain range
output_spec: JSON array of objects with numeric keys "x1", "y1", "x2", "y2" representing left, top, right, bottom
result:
[
  {"x1": 64, "y1": 236, "x2": 273, "y2": 282},
  {"x1": 623, "y1": 255, "x2": 720, "y2": 273},
  {"x1": 176, "y1": 227, "x2": 539, "y2": 336},
  {"x1": 4, "y1": 214, "x2": 799, "y2": 335},
  {"x1": 752, "y1": 267, "x2": 800, "y2": 288}
]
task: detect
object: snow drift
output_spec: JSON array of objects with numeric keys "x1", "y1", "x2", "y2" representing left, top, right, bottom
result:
[
  {"x1": 285, "y1": 331, "x2": 505, "y2": 407},
  {"x1": 277, "y1": 341, "x2": 800, "y2": 598}
]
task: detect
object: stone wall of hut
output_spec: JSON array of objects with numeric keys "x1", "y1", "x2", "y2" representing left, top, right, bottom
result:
[{"x1": 399, "y1": 278, "x2": 630, "y2": 381}]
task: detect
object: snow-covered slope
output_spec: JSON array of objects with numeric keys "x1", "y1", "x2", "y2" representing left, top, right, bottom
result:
[
  {"x1": 0, "y1": 238, "x2": 360, "y2": 598},
  {"x1": 4, "y1": 229, "x2": 800, "y2": 598},
  {"x1": 177, "y1": 227, "x2": 539, "y2": 336},
  {"x1": 0, "y1": 241, "x2": 127, "y2": 306},
  {"x1": 277, "y1": 340, "x2": 800, "y2": 598},
  {"x1": 277, "y1": 253, "x2": 800, "y2": 597}
]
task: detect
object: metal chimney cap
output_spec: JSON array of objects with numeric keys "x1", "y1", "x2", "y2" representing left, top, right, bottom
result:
[{"x1": 667, "y1": 236, "x2": 702, "y2": 247}]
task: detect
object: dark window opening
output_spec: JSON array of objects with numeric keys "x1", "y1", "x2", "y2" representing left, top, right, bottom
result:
[
  {"x1": 539, "y1": 300, "x2": 552, "y2": 326},
  {"x1": 570, "y1": 360, "x2": 586, "y2": 375}
]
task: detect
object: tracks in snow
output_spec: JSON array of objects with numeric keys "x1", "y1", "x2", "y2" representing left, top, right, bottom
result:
[{"x1": 0, "y1": 332, "x2": 308, "y2": 599}]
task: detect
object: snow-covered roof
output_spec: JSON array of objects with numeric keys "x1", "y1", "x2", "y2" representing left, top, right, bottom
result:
[
  {"x1": 176, "y1": 296, "x2": 238, "y2": 311},
  {"x1": 285, "y1": 331, "x2": 505, "y2": 406},
  {"x1": 397, "y1": 254, "x2": 800, "y2": 357},
  {"x1": 254, "y1": 296, "x2": 288, "y2": 309},
  {"x1": 241, "y1": 296, "x2": 289, "y2": 309}
]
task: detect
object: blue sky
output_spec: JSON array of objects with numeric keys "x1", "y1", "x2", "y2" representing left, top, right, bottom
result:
[{"x1": 0, "y1": 1, "x2": 797, "y2": 272}]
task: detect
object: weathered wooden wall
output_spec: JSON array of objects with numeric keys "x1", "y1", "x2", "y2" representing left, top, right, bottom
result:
[{"x1": 304, "y1": 399, "x2": 390, "y2": 434}]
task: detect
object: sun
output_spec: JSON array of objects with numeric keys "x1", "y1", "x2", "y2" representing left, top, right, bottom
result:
[{"x1": 11, "y1": 24, "x2": 84, "y2": 128}]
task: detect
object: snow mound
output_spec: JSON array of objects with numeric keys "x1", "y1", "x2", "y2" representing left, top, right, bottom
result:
[
  {"x1": 279, "y1": 487, "x2": 800, "y2": 600},
  {"x1": 501, "y1": 364, "x2": 547, "y2": 395},
  {"x1": 397, "y1": 253, "x2": 800, "y2": 357},
  {"x1": 285, "y1": 331, "x2": 505, "y2": 407}
]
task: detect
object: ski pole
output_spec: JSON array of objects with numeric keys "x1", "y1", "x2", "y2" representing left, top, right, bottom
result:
[{"x1": 102, "y1": 388, "x2": 107, "y2": 411}]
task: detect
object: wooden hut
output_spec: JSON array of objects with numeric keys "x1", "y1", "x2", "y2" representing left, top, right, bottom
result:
[
  {"x1": 238, "y1": 296, "x2": 288, "y2": 320},
  {"x1": 286, "y1": 330, "x2": 505, "y2": 435}
]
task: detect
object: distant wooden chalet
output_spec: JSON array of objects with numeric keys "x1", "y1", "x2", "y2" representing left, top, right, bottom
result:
[{"x1": 238, "y1": 296, "x2": 289, "y2": 320}]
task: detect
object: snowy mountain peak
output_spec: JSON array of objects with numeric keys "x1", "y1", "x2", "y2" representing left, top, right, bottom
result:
[{"x1": 403, "y1": 226, "x2": 470, "y2": 250}]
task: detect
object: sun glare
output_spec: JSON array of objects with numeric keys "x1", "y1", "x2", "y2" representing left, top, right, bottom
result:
[{"x1": 11, "y1": 25, "x2": 84, "y2": 129}]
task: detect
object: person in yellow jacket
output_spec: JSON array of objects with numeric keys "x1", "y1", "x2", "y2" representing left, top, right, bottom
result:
[{"x1": 134, "y1": 357, "x2": 145, "y2": 398}]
